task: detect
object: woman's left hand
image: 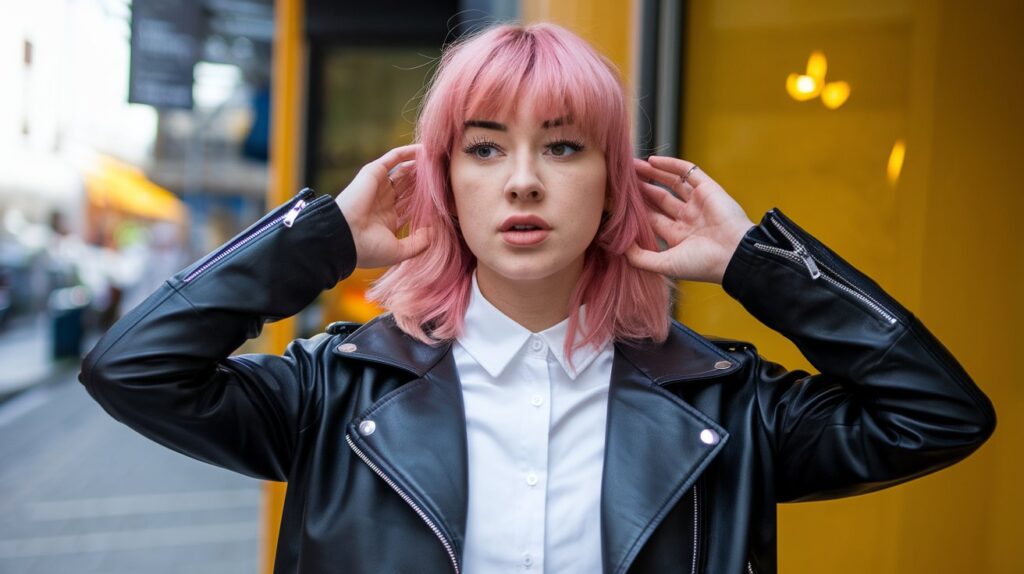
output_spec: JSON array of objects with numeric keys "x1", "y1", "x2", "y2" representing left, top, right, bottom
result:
[{"x1": 626, "y1": 156, "x2": 756, "y2": 285}]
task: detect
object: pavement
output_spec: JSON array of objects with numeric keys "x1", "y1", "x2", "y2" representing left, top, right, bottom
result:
[
  {"x1": 0, "y1": 314, "x2": 81, "y2": 404},
  {"x1": 0, "y1": 366, "x2": 262, "y2": 573}
]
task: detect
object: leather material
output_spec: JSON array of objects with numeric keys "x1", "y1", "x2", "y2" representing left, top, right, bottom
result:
[{"x1": 79, "y1": 191, "x2": 996, "y2": 574}]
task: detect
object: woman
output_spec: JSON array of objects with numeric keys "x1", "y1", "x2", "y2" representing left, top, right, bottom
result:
[{"x1": 80, "y1": 23, "x2": 995, "y2": 574}]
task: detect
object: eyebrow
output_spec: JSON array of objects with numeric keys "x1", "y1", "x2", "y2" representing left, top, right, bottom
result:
[{"x1": 462, "y1": 116, "x2": 573, "y2": 131}]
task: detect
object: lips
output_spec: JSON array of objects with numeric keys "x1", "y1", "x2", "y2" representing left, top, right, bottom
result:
[
  {"x1": 499, "y1": 214, "x2": 552, "y2": 232},
  {"x1": 498, "y1": 214, "x2": 552, "y2": 247}
]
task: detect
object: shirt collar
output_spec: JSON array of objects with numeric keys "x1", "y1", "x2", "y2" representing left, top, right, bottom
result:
[{"x1": 456, "y1": 270, "x2": 609, "y2": 380}]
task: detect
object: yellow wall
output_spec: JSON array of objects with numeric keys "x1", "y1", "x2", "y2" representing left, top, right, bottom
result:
[{"x1": 678, "y1": 0, "x2": 1022, "y2": 572}]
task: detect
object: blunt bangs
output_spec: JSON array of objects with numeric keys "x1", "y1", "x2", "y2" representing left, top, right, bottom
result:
[{"x1": 456, "y1": 27, "x2": 621, "y2": 152}]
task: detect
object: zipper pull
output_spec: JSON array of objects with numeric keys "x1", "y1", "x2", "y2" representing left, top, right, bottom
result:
[
  {"x1": 282, "y1": 199, "x2": 307, "y2": 228},
  {"x1": 794, "y1": 244, "x2": 822, "y2": 279}
]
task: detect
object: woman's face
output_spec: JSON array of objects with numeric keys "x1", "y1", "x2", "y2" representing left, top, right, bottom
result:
[{"x1": 449, "y1": 103, "x2": 608, "y2": 287}]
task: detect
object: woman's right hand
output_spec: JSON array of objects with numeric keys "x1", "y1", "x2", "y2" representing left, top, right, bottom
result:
[{"x1": 335, "y1": 144, "x2": 431, "y2": 269}]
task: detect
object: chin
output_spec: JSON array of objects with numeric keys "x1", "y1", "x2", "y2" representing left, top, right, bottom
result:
[{"x1": 479, "y1": 254, "x2": 581, "y2": 283}]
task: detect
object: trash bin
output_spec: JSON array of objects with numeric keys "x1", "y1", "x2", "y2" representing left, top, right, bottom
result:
[{"x1": 49, "y1": 286, "x2": 90, "y2": 360}]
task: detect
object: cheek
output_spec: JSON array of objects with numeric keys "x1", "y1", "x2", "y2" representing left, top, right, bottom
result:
[{"x1": 570, "y1": 160, "x2": 608, "y2": 220}]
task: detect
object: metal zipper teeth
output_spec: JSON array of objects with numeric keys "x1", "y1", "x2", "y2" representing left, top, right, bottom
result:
[
  {"x1": 747, "y1": 560, "x2": 755, "y2": 574},
  {"x1": 766, "y1": 217, "x2": 898, "y2": 324},
  {"x1": 345, "y1": 434, "x2": 460, "y2": 574},
  {"x1": 754, "y1": 242, "x2": 898, "y2": 325},
  {"x1": 690, "y1": 480, "x2": 700, "y2": 574},
  {"x1": 182, "y1": 191, "x2": 317, "y2": 283},
  {"x1": 753, "y1": 218, "x2": 899, "y2": 325}
]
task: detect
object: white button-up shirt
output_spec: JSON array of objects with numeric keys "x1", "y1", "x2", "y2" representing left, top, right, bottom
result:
[{"x1": 454, "y1": 271, "x2": 614, "y2": 573}]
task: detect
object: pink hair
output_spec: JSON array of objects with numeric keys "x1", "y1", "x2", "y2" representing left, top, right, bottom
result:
[{"x1": 367, "y1": 22, "x2": 673, "y2": 368}]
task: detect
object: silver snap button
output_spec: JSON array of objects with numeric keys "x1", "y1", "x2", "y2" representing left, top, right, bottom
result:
[
  {"x1": 714, "y1": 360, "x2": 731, "y2": 370},
  {"x1": 338, "y1": 343, "x2": 357, "y2": 353},
  {"x1": 699, "y1": 428, "x2": 719, "y2": 445},
  {"x1": 358, "y1": 420, "x2": 376, "y2": 436}
]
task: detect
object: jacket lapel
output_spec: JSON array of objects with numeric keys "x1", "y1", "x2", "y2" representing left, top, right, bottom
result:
[
  {"x1": 336, "y1": 315, "x2": 740, "y2": 574},
  {"x1": 338, "y1": 315, "x2": 468, "y2": 568},
  {"x1": 601, "y1": 322, "x2": 738, "y2": 574}
]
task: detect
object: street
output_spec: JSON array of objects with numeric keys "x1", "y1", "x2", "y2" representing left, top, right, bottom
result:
[{"x1": 0, "y1": 368, "x2": 262, "y2": 574}]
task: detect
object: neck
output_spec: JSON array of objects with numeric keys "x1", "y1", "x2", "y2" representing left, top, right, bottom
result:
[{"x1": 474, "y1": 260, "x2": 584, "y2": 333}]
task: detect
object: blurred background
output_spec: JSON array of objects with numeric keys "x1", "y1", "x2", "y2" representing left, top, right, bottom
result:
[{"x1": 0, "y1": 0, "x2": 1019, "y2": 572}]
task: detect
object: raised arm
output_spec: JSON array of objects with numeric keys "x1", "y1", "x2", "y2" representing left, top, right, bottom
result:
[
  {"x1": 627, "y1": 155, "x2": 996, "y2": 502},
  {"x1": 79, "y1": 145, "x2": 429, "y2": 481}
]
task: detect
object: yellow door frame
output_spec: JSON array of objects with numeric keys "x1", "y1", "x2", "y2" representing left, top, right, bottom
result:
[{"x1": 263, "y1": 0, "x2": 304, "y2": 572}]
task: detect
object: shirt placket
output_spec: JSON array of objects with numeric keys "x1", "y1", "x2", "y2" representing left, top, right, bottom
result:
[{"x1": 519, "y1": 333, "x2": 551, "y2": 571}]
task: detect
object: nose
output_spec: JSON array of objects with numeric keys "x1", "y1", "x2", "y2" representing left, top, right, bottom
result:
[{"x1": 504, "y1": 155, "x2": 544, "y2": 203}]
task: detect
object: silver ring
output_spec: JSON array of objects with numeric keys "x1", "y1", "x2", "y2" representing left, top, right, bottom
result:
[{"x1": 683, "y1": 165, "x2": 699, "y2": 184}]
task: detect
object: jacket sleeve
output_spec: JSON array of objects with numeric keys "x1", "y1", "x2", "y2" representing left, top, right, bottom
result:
[
  {"x1": 78, "y1": 189, "x2": 357, "y2": 482},
  {"x1": 721, "y1": 207, "x2": 996, "y2": 503}
]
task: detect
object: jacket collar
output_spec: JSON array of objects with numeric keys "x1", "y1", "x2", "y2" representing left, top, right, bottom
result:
[
  {"x1": 334, "y1": 312, "x2": 741, "y2": 384},
  {"x1": 337, "y1": 314, "x2": 739, "y2": 574}
]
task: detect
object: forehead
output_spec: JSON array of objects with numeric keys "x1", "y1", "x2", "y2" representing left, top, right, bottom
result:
[{"x1": 461, "y1": 114, "x2": 574, "y2": 133}]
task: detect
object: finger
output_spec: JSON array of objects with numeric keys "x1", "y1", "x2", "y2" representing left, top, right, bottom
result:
[
  {"x1": 376, "y1": 144, "x2": 422, "y2": 171},
  {"x1": 640, "y1": 180, "x2": 686, "y2": 219},
  {"x1": 388, "y1": 159, "x2": 416, "y2": 180},
  {"x1": 625, "y1": 243, "x2": 672, "y2": 276},
  {"x1": 647, "y1": 155, "x2": 708, "y2": 188},
  {"x1": 648, "y1": 210, "x2": 683, "y2": 245},
  {"x1": 634, "y1": 159, "x2": 689, "y2": 200},
  {"x1": 395, "y1": 227, "x2": 431, "y2": 262}
]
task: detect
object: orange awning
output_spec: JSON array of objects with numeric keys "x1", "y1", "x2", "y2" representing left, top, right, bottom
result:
[{"x1": 85, "y1": 156, "x2": 187, "y2": 224}]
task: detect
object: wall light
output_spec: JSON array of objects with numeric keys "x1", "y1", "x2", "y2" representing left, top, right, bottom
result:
[
  {"x1": 787, "y1": 50, "x2": 850, "y2": 109},
  {"x1": 887, "y1": 139, "x2": 906, "y2": 186}
]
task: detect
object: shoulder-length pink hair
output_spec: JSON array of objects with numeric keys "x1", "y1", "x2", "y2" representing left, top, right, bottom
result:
[{"x1": 367, "y1": 22, "x2": 672, "y2": 366}]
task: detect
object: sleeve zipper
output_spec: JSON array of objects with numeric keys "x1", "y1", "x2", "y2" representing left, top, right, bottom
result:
[
  {"x1": 182, "y1": 188, "x2": 322, "y2": 284},
  {"x1": 752, "y1": 214, "x2": 899, "y2": 326}
]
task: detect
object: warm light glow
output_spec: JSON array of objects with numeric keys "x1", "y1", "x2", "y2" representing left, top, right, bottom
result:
[
  {"x1": 787, "y1": 50, "x2": 851, "y2": 109},
  {"x1": 786, "y1": 73, "x2": 820, "y2": 100},
  {"x1": 806, "y1": 50, "x2": 827, "y2": 83},
  {"x1": 821, "y1": 81, "x2": 851, "y2": 109},
  {"x1": 887, "y1": 139, "x2": 906, "y2": 185}
]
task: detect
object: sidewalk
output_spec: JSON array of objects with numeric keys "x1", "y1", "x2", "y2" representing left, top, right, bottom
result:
[{"x1": 0, "y1": 314, "x2": 85, "y2": 403}]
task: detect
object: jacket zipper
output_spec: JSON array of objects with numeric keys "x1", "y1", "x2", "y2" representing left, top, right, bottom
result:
[
  {"x1": 345, "y1": 434, "x2": 460, "y2": 574},
  {"x1": 752, "y1": 215, "x2": 899, "y2": 325},
  {"x1": 747, "y1": 559, "x2": 756, "y2": 573},
  {"x1": 691, "y1": 479, "x2": 701, "y2": 574},
  {"x1": 182, "y1": 188, "x2": 319, "y2": 283}
]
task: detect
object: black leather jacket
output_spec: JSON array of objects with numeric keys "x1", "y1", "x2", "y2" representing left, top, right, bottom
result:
[{"x1": 79, "y1": 188, "x2": 996, "y2": 574}]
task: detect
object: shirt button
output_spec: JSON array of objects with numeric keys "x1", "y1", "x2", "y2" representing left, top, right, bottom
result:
[
  {"x1": 530, "y1": 338, "x2": 544, "y2": 352},
  {"x1": 530, "y1": 394, "x2": 543, "y2": 407},
  {"x1": 525, "y1": 472, "x2": 538, "y2": 486},
  {"x1": 523, "y1": 553, "x2": 533, "y2": 567}
]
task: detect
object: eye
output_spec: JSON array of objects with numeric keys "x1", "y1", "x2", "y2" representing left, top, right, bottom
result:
[
  {"x1": 547, "y1": 139, "x2": 585, "y2": 157},
  {"x1": 463, "y1": 140, "x2": 502, "y2": 160}
]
